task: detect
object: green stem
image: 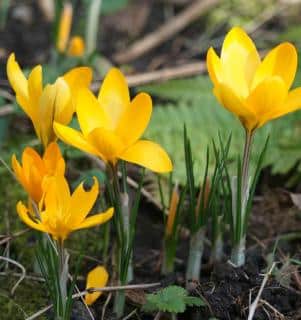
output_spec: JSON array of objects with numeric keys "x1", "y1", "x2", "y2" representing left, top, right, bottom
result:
[
  {"x1": 161, "y1": 238, "x2": 176, "y2": 275},
  {"x1": 230, "y1": 236, "x2": 246, "y2": 267},
  {"x1": 186, "y1": 227, "x2": 205, "y2": 283},
  {"x1": 113, "y1": 287, "x2": 126, "y2": 318},
  {"x1": 57, "y1": 240, "x2": 68, "y2": 316},
  {"x1": 212, "y1": 232, "x2": 223, "y2": 263},
  {"x1": 230, "y1": 130, "x2": 253, "y2": 267}
]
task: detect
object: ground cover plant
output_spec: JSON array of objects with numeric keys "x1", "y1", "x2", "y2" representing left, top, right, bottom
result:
[{"x1": 1, "y1": 1, "x2": 301, "y2": 320}]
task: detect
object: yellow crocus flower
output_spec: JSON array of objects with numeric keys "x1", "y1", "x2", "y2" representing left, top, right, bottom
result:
[
  {"x1": 68, "y1": 36, "x2": 85, "y2": 57},
  {"x1": 12, "y1": 142, "x2": 65, "y2": 204},
  {"x1": 57, "y1": 2, "x2": 73, "y2": 53},
  {"x1": 207, "y1": 27, "x2": 301, "y2": 132},
  {"x1": 54, "y1": 68, "x2": 173, "y2": 173},
  {"x1": 85, "y1": 266, "x2": 109, "y2": 305},
  {"x1": 7, "y1": 53, "x2": 92, "y2": 147},
  {"x1": 16, "y1": 175, "x2": 114, "y2": 241}
]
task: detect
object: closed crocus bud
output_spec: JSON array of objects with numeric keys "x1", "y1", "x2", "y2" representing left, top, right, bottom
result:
[
  {"x1": 57, "y1": 2, "x2": 73, "y2": 53},
  {"x1": 166, "y1": 185, "x2": 180, "y2": 237},
  {"x1": 68, "y1": 36, "x2": 85, "y2": 57}
]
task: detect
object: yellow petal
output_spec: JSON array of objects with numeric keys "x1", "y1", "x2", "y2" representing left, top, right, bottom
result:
[
  {"x1": 6, "y1": 53, "x2": 29, "y2": 109},
  {"x1": 67, "y1": 36, "x2": 85, "y2": 57},
  {"x1": 220, "y1": 27, "x2": 260, "y2": 96},
  {"x1": 75, "y1": 207, "x2": 114, "y2": 230},
  {"x1": 98, "y1": 68, "x2": 130, "y2": 128},
  {"x1": 27, "y1": 65, "x2": 43, "y2": 129},
  {"x1": 87, "y1": 127, "x2": 124, "y2": 163},
  {"x1": 77, "y1": 88, "x2": 111, "y2": 136},
  {"x1": 63, "y1": 66, "x2": 92, "y2": 111},
  {"x1": 85, "y1": 266, "x2": 109, "y2": 305},
  {"x1": 206, "y1": 47, "x2": 223, "y2": 86},
  {"x1": 43, "y1": 142, "x2": 65, "y2": 175},
  {"x1": 115, "y1": 92, "x2": 152, "y2": 147},
  {"x1": 68, "y1": 178, "x2": 99, "y2": 227},
  {"x1": 247, "y1": 76, "x2": 287, "y2": 127},
  {"x1": 17, "y1": 201, "x2": 46, "y2": 232},
  {"x1": 53, "y1": 78, "x2": 73, "y2": 125},
  {"x1": 54, "y1": 122, "x2": 100, "y2": 156},
  {"x1": 252, "y1": 42, "x2": 297, "y2": 90},
  {"x1": 259, "y1": 87, "x2": 301, "y2": 127},
  {"x1": 119, "y1": 140, "x2": 173, "y2": 173}
]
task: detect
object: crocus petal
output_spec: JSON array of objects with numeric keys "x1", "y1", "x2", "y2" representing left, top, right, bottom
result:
[
  {"x1": 119, "y1": 140, "x2": 173, "y2": 173},
  {"x1": 68, "y1": 178, "x2": 99, "y2": 227},
  {"x1": 54, "y1": 122, "x2": 100, "y2": 156},
  {"x1": 6, "y1": 53, "x2": 28, "y2": 102},
  {"x1": 259, "y1": 87, "x2": 301, "y2": 127},
  {"x1": 115, "y1": 92, "x2": 152, "y2": 147},
  {"x1": 77, "y1": 88, "x2": 112, "y2": 136},
  {"x1": 220, "y1": 27, "x2": 260, "y2": 96},
  {"x1": 43, "y1": 142, "x2": 65, "y2": 176},
  {"x1": 85, "y1": 266, "x2": 109, "y2": 305},
  {"x1": 17, "y1": 201, "x2": 46, "y2": 232},
  {"x1": 247, "y1": 76, "x2": 287, "y2": 122},
  {"x1": 206, "y1": 47, "x2": 223, "y2": 86},
  {"x1": 87, "y1": 127, "x2": 124, "y2": 163},
  {"x1": 75, "y1": 207, "x2": 114, "y2": 230},
  {"x1": 63, "y1": 66, "x2": 92, "y2": 107},
  {"x1": 27, "y1": 65, "x2": 43, "y2": 130},
  {"x1": 252, "y1": 42, "x2": 297, "y2": 90},
  {"x1": 98, "y1": 68, "x2": 130, "y2": 128},
  {"x1": 53, "y1": 78, "x2": 73, "y2": 125}
]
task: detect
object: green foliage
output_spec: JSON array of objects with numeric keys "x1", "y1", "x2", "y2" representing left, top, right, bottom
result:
[
  {"x1": 143, "y1": 286, "x2": 205, "y2": 314},
  {"x1": 140, "y1": 76, "x2": 301, "y2": 183},
  {"x1": 102, "y1": 0, "x2": 129, "y2": 14}
]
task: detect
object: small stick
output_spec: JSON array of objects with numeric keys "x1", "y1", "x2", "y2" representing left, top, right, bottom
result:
[
  {"x1": 0, "y1": 256, "x2": 26, "y2": 295},
  {"x1": 247, "y1": 262, "x2": 276, "y2": 320},
  {"x1": 26, "y1": 282, "x2": 161, "y2": 320},
  {"x1": 113, "y1": 0, "x2": 219, "y2": 63},
  {"x1": 260, "y1": 299, "x2": 285, "y2": 319},
  {"x1": 101, "y1": 292, "x2": 112, "y2": 320}
]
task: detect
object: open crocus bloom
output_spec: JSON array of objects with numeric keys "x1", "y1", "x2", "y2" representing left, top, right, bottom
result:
[
  {"x1": 54, "y1": 68, "x2": 172, "y2": 173},
  {"x1": 207, "y1": 27, "x2": 301, "y2": 132},
  {"x1": 17, "y1": 175, "x2": 114, "y2": 241},
  {"x1": 7, "y1": 53, "x2": 92, "y2": 147},
  {"x1": 12, "y1": 143, "x2": 65, "y2": 204}
]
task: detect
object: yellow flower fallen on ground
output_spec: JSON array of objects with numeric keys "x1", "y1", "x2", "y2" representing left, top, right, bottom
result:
[
  {"x1": 16, "y1": 175, "x2": 114, "y2": 241},
  {"x1": 57, "y1": 2, "x2": 73, "y2": 53},
  {"x1": 68, "y1": 36, "x2": 85, "y2": 57},
  {"x1": 12, "y1": 143, "x2": 65, "y2": 204},
  {"x1": 207, "y1": 27, "x2": 301, "y2": 132},
  {"x1": 166, "y1": 185, "x2": 179, "y2": 237},
  {"x1": 7, "y1": 53, "x2": 92, "y2": 147},
  {"x1": 54, "y1": 68, "x2": 172, "y2": 173},
  {"x1": 85, "y1": 266, "x2": 109, "y2": 305}
]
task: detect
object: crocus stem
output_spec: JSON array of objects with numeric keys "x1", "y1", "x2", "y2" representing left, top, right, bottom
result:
[
  {"x1": 57, "y1": 240, "x2": 68, "y2": 314},
  {"x1": 161, "y1": 239, "x2": 176, "y2": 275},
  {"x1": 231, "y1": 237, "x2": 246, "y2": 267},
  {"x1": 120, "y1": 192, "x2": 133, "y2": 282},
  {"x1": 113, "y1": 287, "x2": 125, "y2": 318},
  {"x1": 231, "y1": 130, "x2": 253, "y2": 267},
  {"x1": 186, "y1": 227, "x2": 205, "y2": 283},
  {"x1": 241, "y1": 130, "x2": 253, "y2": 199},
  {"x1": 212, "y1": 233, "x2": 223, "y2": 263}
]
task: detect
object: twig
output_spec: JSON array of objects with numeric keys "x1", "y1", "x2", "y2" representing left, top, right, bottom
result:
[
  {"x1": 0, "y1": 271, "x2": 45, "y2": 282},
  {"x1": 101, "y1": 292, "x2": 112, "y2": 320},
  {"x1": 0, "y1": 256, "x2": 26, "y2": 295},
  {"x1": 0, "y1": 104, "x2": 14, "y2": 117},
  {"x1": 0, "y1": 229, "x2": 29, "y2": 245},
  {"x1": 247, "y1": 262, "x2": 276, "y2": 320},
  {"x1": 122, "y1": 308, "x2": 138, "y2": 320},
  {"x1": 260, "y1": 299, "x2": 285, "y2": 319},
  {"x1": 113, "y1": 0, "x2": 219, "y2": 63},
  {"x1": 26, "y1": 282, "x2": 161, "y2": 320}
]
